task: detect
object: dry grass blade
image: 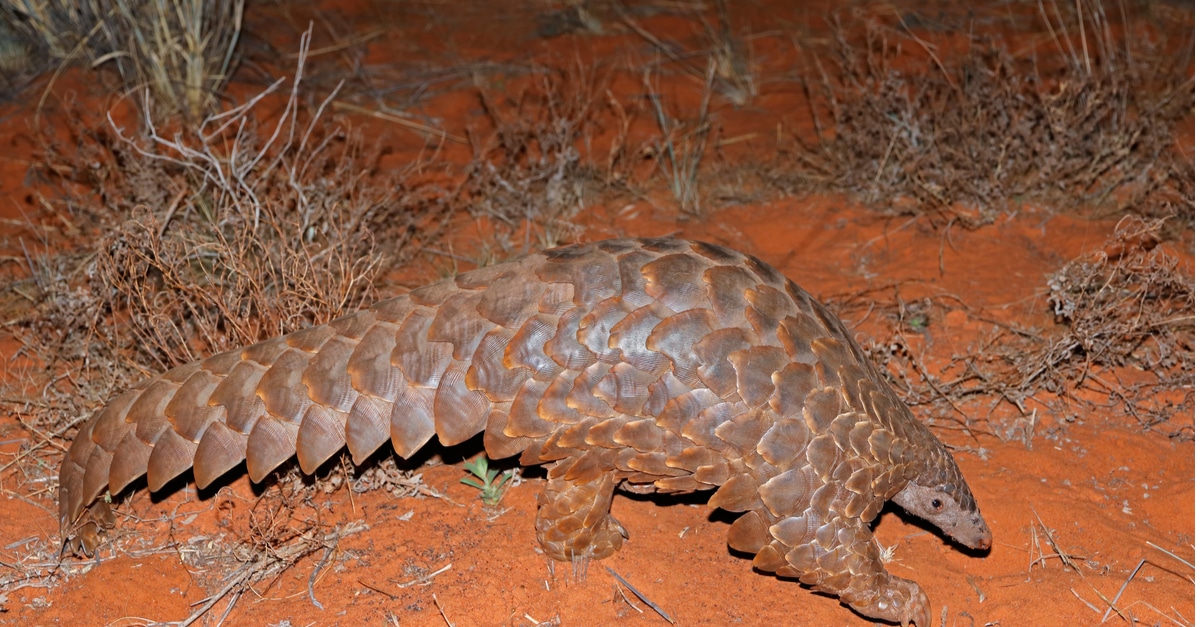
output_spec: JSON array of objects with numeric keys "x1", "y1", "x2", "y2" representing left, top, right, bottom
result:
[
  {"x1": 1091, "y1": 540, "x2": 1196, "y2": 626},
  {"x1": 1101, "y1": 559, "x2": 1147, "y2": 624},
  {"x1": 332, "y1": 100, "x2": 468, "y2": 144},
  {"x1": 391, "y1": 563, "x2": 452, "y2": 589},
  {"x1": 614, "y1": 1, "x2": 756, "y2": 106},
  {"x1": 643, "y1": 63, "x2": 713, "y2": 216},
  {"x1": 1030, "y1": 509, "x2": 1084, "y2": 575},
  {"x1": 1145, "y1": 541, "x2": 1196, "y2": 579},
  {"x1": 605, "y1": 566, "x2": 674, "y2": 624},
  {"x1": 1029, "y1": 508, "x2": 1144, "y2": 623}
]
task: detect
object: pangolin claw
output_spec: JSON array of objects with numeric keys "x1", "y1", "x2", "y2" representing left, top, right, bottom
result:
[
  {"x1": 848, "y1": 576, "x2": 930, "y2": 627},
  {"x1": 901, "y1": 586, "x2": 933, "y2": 627}
]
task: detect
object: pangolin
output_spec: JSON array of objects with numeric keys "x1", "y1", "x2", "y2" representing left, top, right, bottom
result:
[{"x1": 57, "y1": 237, "x2": 990, "y2": 627}]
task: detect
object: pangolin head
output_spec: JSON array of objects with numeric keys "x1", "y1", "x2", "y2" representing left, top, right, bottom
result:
[{"x1": 891, "y1": 454, "x2": 992, "y2": 551}]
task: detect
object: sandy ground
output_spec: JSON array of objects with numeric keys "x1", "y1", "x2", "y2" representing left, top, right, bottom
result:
[{"x1": 0, "y1": 2, "x2": 1193, "y2": 626}]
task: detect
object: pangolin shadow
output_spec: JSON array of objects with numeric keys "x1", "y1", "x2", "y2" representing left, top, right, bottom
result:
[
  {"x1": 137, "y1": 440, "x2": 985, "y2": 567},
  {"x1": 137, "y1": 442, "x2": 737, "y2": 539},
  {"x1": 143, "y1": 433, "x2": 506, "y2": 507}
]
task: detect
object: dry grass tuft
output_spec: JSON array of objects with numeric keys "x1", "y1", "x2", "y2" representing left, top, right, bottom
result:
[
  {"x1": 159, "y1": 449, "x2": 447, "y2": 622},
  {"x1": 2, "y1": 41, "x2": 449, "y2": 495},
  {"x1": 463, "y1": 64, "x2": 608, "y2": 251},
  {"x1": 782, "y1": 3, "x2": 1193, "y2": 227},
  {"x1": 1, "y1": 0, "x2": 244, "y2": 119}
]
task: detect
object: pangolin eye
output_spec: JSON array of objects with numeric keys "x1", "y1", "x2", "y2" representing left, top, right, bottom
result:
[{"x1": 930, "y1": 498, "x2": 943, "y2": 511}]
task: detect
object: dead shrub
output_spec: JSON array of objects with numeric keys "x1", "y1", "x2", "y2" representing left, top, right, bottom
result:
[
  {"x1": 171, "y1": 475, "x2": 370, "y2": 621},
  {"x1": 851, "y1": 216, "x2": 1193, "y2": 440},
  {"x1": 1037, "y1": 216, "x2": 1194, "y2": 392}
]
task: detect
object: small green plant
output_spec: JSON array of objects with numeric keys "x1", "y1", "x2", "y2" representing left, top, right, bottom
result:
[{"x1": 460, "y1": 457, "x2": 515, "y2": 507}]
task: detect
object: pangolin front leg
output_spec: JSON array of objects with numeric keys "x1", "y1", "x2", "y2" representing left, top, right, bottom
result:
[
  {"x1": 730, "y1": 494, "x2": 932, "y2": 626},
  {"x1": 535, "y1": 465, "x2": 627, "y2": 561},
  {"x1": 57, "y1": 237, "x2": 990, "y2": 627},
  {"x1": 780, "y1": 513, "x2": 931, "y2": 627}
]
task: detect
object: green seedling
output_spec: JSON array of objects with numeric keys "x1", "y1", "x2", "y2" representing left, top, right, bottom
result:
[
  {"x1": 905, "y1": 314, "x2": 929, "y2": 332},
  {"x1": 460, "y1": 456, "x2": 515, "y2": 507}
]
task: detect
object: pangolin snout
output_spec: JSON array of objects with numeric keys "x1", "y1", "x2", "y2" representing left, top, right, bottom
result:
[{"x1": 971, "y1": 517, "x2": 993, "y2": 550}]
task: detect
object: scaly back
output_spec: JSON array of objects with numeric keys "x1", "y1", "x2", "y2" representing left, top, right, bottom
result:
[{"x1": 59, "y1": 238, "x2": 946, "y2": 552}]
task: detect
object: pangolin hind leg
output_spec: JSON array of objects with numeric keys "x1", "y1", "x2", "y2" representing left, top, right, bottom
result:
[
  {"x1": 534, "y1": 462, "x2": 627, "y2": 566},
  {"x1": 62, "y1": 500, "x2": 115, "y2": 556}
]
